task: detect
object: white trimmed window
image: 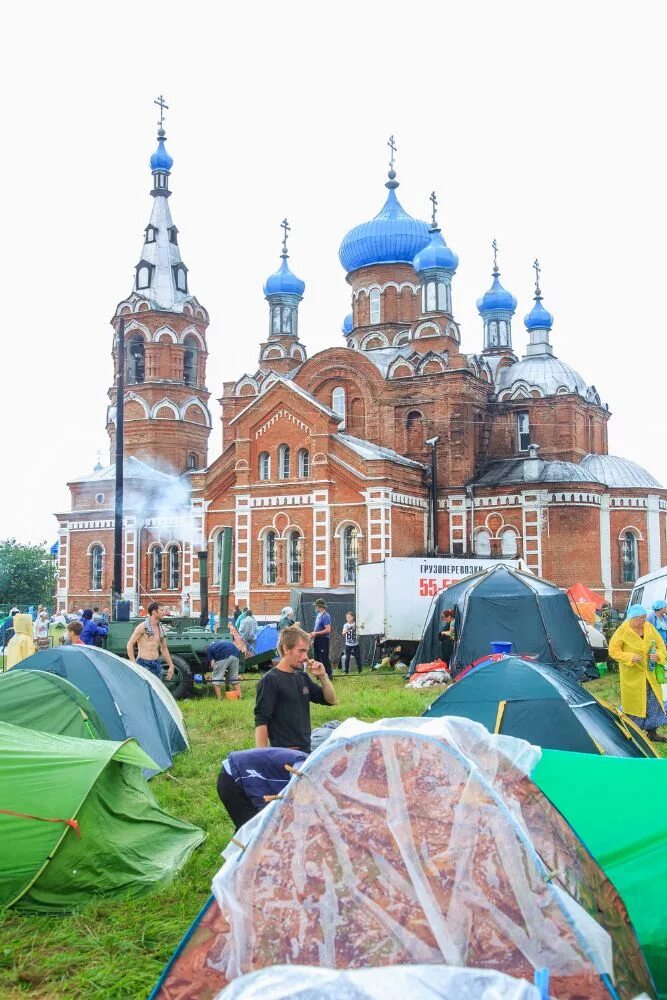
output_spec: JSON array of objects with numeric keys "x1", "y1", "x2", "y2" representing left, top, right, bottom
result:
[
  {"x1": 474, "y1": 529, "x2": 492, "y2": 556},
  {"x1": 342, "y1": 525, "x2": 359, "y2": 584},
  {"x1": 167, "y1": 545, "x2": 180, "y2": 590},
  {"x1": 297, "y1": 448, "x2": 309, "y2": 477},
  {"x1": 332, "y1": 387, "x2": 346, "y2": 429},
  {"x1": 259, "y1": 451, "x2": 271, "y2": 480},
  {"x1": 264, "y1": 531, "x2": 277, "y2": 584},
  {"x1": 517, "y1": 411, "x2": 530, "y2": 452},
  {"x1": 500, "y1": 528, "x2": 518, "y2": 557},
  {"x1": 278, "y1": 444, "x2": 290, "y2": 479},
  {"x1": 287, "y1": 531, "x2": 302, "y2": 584},
  {"x1": 621, "y1": 530, "x2": 638, "y2": 583},
  {"x1": 151, "y1": 546, "x2": 163, "y2": 590},
  {"x1": 90, "y1": 545, "x2": 103, "y2": 591},
  {"x1": 369, "y1": 288, "x2": 381, "y2": 324}
]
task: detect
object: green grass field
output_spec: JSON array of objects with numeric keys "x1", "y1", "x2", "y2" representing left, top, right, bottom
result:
[
  {"x1": 0, "y1": 671, "x2": 436, "y2": 1000},
  {"x1": 0, "y1": 669, "x2": 662, "y2": 999}
]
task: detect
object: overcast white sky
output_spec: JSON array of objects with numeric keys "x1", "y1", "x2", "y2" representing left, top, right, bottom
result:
[{"x1": 0, "y1": 0, "x2": 664, "y2": 545}]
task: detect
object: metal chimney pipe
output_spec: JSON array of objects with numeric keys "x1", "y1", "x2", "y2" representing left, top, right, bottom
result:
[{"x1": 198, "y1": 550, "x2": 209, "y2": 627}]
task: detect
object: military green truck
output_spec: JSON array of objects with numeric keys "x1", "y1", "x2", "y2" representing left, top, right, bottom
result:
[{"x1": 103, "y1": 616, "x2": 275, "y2": 699}]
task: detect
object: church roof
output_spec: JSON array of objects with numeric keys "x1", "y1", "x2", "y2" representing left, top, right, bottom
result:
[
  {"x1": 337, "y1": 433, "x2": 427, "y2": 469},
  {"x1": 580, "y1": 454, "x2": 662, "y2": 488},
  {"x1": 69, "y1": 456, "x2": 177, "y2": 484},
  {"x1": 473, "y1": 458, "x2": 600, "y2": 487},
  {"x1": 495, "y1": 355, "x2": 593, "y2": 398},
  {"x1": 230, "y1": 376, "x2": 341, "y2": 426}
]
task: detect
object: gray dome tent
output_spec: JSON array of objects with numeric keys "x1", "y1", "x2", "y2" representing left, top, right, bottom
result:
[{"x1": 412, "y1": 565, "x2": 597, "y2": 682}]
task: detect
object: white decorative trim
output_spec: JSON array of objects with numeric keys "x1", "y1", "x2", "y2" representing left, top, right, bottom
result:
[
  {"x1": 352, "y1": 281, "x2": 419, "y2": 299},
  {"x1": 360, "y1": 332, "x2": 389, "y2": 349},
  {"x1": 153, "y1": 324, "x2": 178, "y2": 343},
  {"x1": 250, "y1": 493, "x2": 313, "y2": 508},
  {"x1": 617, "y1": 524, "x2": 644, "y2": 541},
  {"x1": 414, "y1": 321, "x2": 442, "y2": 340},
  {"x1": 599, "y1": 494, "x2": 612, "y2": 602},
  {"x1": 125, "y1": 391, "x2": 150, "y2": 418},
  {"x1": 521, "y1": 491, "x2": 548, "y2": 577},
  {"x1": 548, "y1": 492, "x2": 601, "y2": 505},
  {"x1": 312, "y1": 491, "x2": 330, "y2": 587},
  {"x1": 180, "y1": 325, "x2": 205, "y2": 349},
  {"x1": 150, "y1": 398, "x2": 180, "y2": 419},
  {"x1": 363, "y1": 487, "x2": 392, "y2": 562},
  {"x1": 234, "y1": 375, "x2": 259, "y2": 397},
  {"x1": 387, "y1": 357, "x2": 415, "y2": 378},
  {"x1": 391, "y1": 492, "x2": 428, "y2": 509},
  {"x1": 180, "y1": 397, "x2": 211, "y2": 427},
  {"x1": 261, "y1": 344, "x2": 286, "y2": 359},
  {"x1": 124, "y1": 320, "x2": 151, "y2": 339},
  {"x1": 255, "y1": 408, "x2": 311, "y2": 438},
  {"x1": 448, "y1": 494, "x2": 467, "y2": 553},
  {"x1": 234, "y1": 495, "x2": 251, "y2": 601}
]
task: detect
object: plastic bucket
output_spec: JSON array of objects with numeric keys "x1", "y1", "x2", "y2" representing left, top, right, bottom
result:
[
  {"x1": 490, "y1": 641, "x2": 513, "y2": 655},
  {"x1": 225, "y1": 690, "x2": 240, "y2": 700}
]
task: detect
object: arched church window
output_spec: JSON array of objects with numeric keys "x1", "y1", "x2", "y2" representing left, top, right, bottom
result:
[
  {"x1": 500, "y1": 528, "x2": 518, "y2": 557},
  {"x1": 272, "y1": 306, "x2": 281, "y2": 335},
  {"x1": 297, "y1": 448, "x2": 309, "y2": 477},
  {"x1": 187, "y1": 453, "x2": 198, "y2": 470},
  {"x1": 425, "y1": 281, "x2": 437, "y2": 312},
  {"x1": 517, "y1": 411, "x2": 530, "y2": 452},
  {"x1": 281, "y1": 306, "x2": 292, "y2": 334},
  {"x1": 498, "y1": 320, "x2": 508, "y2": 344},
  {"x1": 174, "y1": 267, "x2": 187, "y2": 293},
  {"x1": 369, "y1": 288, "x2": 381, "y2": 324},
  {"x1": 621, "y1": 530, "x2": 638, "y2": 583},
  {"x1": 151, "y1": 546, "x2": 164, "y2": 590},
  {"x1": 90, "y1": 544, "x2": 103, "y2": 591},
  {"x1": 332, "y1": 387, "x2": 346, "y2": 429},
  {"x1": 259, "y1": 451, "x2": 271, "y2": 480},
  {"x1": 168, "y1": 226, "x2": 178, "y2": 245},
  {"x1": 342, "y1": 525, "x2": 359, "y2": 584},
  {"x1": 183, "y1": 350, "x2": 195, "y2": 386},
  {"x1": 437, "y1": 281, "x2": 448, "y2": 311},
  {"x1": 278, "y1": 444, "x2": 290, "y2": 479},
  {"x1": 406, "y1": 410, "x2": 424, "y2": 451},
  {"x1": 287, "y1": 531, "x2": 302, "y2": 584},
  {"x1": 137, "y1": 265, "x2": 151, "y2": 290},
  {"x1": 167, "y1": 545, "x2": 180, "y2": 590},
  {"x1": 474, "y1": 529, "x2": 492, "y2": 556},
  {"x1": 264, "y1": 530, "x2": 277, "y2": 584},
  {"x1": 127, "y1": 336, "x2": 145, "y2": 384}
]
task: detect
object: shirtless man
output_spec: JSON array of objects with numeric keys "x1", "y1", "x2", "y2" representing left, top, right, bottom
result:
[{"x1": 126, "y1": 601, "x2": 175, "y2": 681}]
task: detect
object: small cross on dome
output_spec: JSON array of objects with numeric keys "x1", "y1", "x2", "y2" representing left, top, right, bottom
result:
[
  {"x1": 154, "y1": 94, "x2": 169, "y2": 130},
  {"x1": 281, "y1": 218, "x2": 291, "y2": 257},
  {"x1": 387, "y1": 135, "x2": 397, "y2": 170},
  {"x1": 533, "y1": 258, "x2": 542, "y2": 296},
  {"x1": 430, "y1": 191, "x2": 438, "y2": 229}
]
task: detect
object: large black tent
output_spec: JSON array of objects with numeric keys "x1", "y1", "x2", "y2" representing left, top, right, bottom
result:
[
  {"x1": 412, "y1": 565, "x2": 597, "y2": 681},
  {"x1": 423, "y1": 654, "x2": 656, "y2": 757}
]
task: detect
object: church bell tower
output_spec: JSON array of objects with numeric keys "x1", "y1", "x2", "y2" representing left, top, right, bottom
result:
[{"x1": 107, "y1": 97, "x2": 212, "y2": 475}]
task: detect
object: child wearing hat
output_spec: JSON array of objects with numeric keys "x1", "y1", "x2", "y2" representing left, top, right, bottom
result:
[{"x1": 648, "y1": 600, "x2": 667, "y2": 645}]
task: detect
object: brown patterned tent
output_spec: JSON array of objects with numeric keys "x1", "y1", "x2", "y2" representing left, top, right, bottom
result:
[{"x1": 151, "y1": 718, "x2": 654, "y2": 1000}]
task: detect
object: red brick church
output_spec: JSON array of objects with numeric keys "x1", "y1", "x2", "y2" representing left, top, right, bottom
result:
[{"x1": 56, "y1": 123, "x2": 666, "y2": 614}]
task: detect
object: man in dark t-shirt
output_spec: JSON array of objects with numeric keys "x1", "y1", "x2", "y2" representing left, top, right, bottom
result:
[{"x1": 254, "y1": 625, "x2": 336, "y2": 753}]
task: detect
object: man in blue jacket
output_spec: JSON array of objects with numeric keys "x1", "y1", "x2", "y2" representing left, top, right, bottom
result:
[
  {"x1": 217, "y1": 747, "x2": 307, "y2": 830},
  {"x1": 80, "y1": 609, "x2": 108, "y2": 647}
]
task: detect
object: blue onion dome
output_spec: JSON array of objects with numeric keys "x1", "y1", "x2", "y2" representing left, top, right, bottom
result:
[
  {"x1": 339, "y1": 170, "x2": 431, "y2": 273},
  {"x1": 342, "y1": 313, "x2": 354, "y2": 336},
  {"x1": 149, "y1": 128, "x2": 174, "y2": 171},
  {"x1": 524, "y1": 296, "x2": 554, "y2": 331},
  {"x1": 477, "y1": 272, "x2": 517, "y2": 315},
  {"x1": 263, "y1": 255, "x2": 306, "y2": 297},
  {"x1": 413, "y1": 228, "x2": 459, "y2": 274}
]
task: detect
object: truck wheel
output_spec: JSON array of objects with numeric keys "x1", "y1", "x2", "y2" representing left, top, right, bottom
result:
[{"x1": 165, "y1": 654, "x2": 194, "y2": 700}]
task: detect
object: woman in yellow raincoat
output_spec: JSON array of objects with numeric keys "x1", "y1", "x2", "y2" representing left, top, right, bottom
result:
[
  {"x1": 609, "y1": 603, "x2": 667, "y2": 742},
  {"x1": 5, "y1": 614, "x2": 36, "y2": 669}
]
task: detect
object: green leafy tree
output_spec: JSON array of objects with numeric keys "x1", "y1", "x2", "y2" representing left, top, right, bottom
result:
[{"x1": 0, "y1": 539, "x2": 57, "y2": 609}]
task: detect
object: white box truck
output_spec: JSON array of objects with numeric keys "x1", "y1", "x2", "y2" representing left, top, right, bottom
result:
[{"x1": 356, "y1": 556, "x2": 527, "y2": 648}]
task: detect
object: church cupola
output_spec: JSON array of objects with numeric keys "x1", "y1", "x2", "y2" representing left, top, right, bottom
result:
[
  {"x1": 477, "y1": 239, "x2": 517, "y2": 352},
  {"x1": 524, "y1": 259, "x2": 555, "y2": 357},
  {"x1": 263, "y1": 219, "x2": 305, "y2": 339},
  {"x1": 338, "y1": 137, "x2": 430, "y2": 274},
  {"x1": 413, "y1": 191, "x2": 459, "y2": 315},
  {"x1": 132, "y1": 98, "x2": 192, "y2": 311}
]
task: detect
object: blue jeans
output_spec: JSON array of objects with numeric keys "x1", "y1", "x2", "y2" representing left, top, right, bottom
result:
[{"x1": 137, "y1": 657, "x2": 163, "y2": 677}]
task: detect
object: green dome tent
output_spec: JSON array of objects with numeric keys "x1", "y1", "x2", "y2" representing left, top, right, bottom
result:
[
  {"x1": 0, "y1": 670, "x2": 109, "y2": 740},
  {"x1": 423, "y1": 655, "x2": 657, "y2": 758},
  {"x1": 0, "y1": 721, "x2": 205, "y2": 913}
]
